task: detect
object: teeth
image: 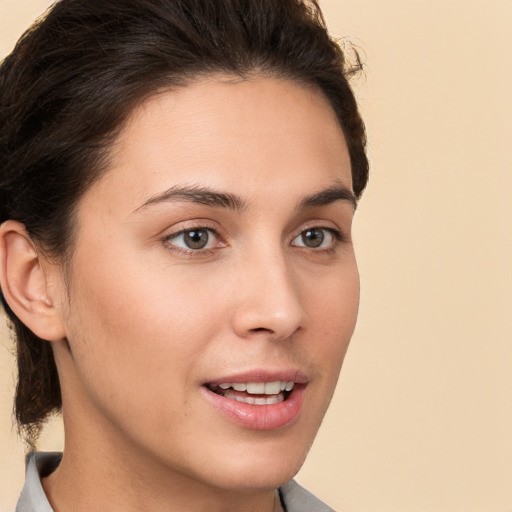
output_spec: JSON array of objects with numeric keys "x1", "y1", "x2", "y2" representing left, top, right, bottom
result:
[
  {"x1": 266, "y1": 394, "x2": 282, "y2": 405},
  {"x1": 264, "y1": 381, "x2": 281, "y2": 394},
  {"x1": 247, "y1": 382, "x2": 265, "y2": 394},
  {"x1": 224, "y1": 390, "x2": 285, "y2": 405},
  {"x1": 236, "y1": 394, "x2": 255, "y2": 404},
  {"x1": 216, "y1": 381, "x2": 295, "y2": 395}
]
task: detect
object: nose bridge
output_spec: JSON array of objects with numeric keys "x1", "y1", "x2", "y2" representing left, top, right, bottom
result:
[{"x1": 231, "y1": 241, "x2": 306, "y2": 340}]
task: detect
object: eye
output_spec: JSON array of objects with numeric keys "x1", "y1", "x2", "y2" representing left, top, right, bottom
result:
[
  {"x1": 165, "y1": 228, "x2": 218, "y2": 251},
  {"x1": 291, "y1": 227, "x2": 340, "y2": 249}
]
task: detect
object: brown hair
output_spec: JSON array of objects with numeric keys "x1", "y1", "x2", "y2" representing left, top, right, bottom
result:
[{"x1": 0, "y1": 0, "x2": 368, "y2": 444}]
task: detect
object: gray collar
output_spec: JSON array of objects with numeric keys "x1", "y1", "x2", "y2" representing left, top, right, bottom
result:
[
  {"x1": 279, "y1": 480, "x2": 336, "y2": 512},
  {"x1": 17, "y1": 452, "x2": 335, "y2": 512},
  {"x1": 16, "y1": 452, "x2": 60, "y2": 512}
]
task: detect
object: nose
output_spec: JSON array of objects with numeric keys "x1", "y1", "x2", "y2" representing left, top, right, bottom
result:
[{"x1": 230, "y1": 251, "x2": 307, "y2": 342}]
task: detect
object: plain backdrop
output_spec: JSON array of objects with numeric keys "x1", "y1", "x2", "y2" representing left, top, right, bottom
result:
[{"x1": 1, "y1": 1, "x2": 511, "y2": 511}]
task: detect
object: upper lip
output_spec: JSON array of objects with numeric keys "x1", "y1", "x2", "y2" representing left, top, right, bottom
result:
[{"x1": 204, "y1": 369, "x2": 308, "y2": 386}]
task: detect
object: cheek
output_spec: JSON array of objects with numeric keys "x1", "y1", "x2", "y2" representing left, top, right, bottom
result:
[
  {"x1": 62, "y1": 254, "x2": 223, "y2": 417},
  {"x1": 69, "y1": 246, "x2": 220, "y2": 343},
  {"x1": 305, "y1": 263, "x2": 360, "y2": 381},
  {"x1": 308, "y1": 259, "x2": 359, "y2": 333}
]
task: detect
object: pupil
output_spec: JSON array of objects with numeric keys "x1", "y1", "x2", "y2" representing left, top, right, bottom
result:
[
  {"x1": 184, "y1": 230, "x2": 208, "y2": 249},
  {"x1": 302, "y1": 228, "x2": 324, "y2": 248}
]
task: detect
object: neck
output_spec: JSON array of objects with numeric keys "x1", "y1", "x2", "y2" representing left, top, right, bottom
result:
[
  {"x1": 41, "y1": 384, "x2": 277, "y2": 512},
  {"x1": 42, "y1": 435, "x2": 277, "y2": 512}
]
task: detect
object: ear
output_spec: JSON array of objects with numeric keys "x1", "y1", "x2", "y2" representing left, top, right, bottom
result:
[{"x1": 0, "y1": 220, "x2": 66, "y2": 342}]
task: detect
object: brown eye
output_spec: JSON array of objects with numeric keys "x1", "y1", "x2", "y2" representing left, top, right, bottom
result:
[
  {"x1": 166, "y1": 228, "x2": 216, "y2": 250},
  {"x1": 183, "y1": 229, "x2": 209, "y2": 249},
  {"x1": 291, "y1": 227, "x2": 340, "y2": 249},
  {"x1": 301, "y1": 228, "x2": 325, "y2": 248}
]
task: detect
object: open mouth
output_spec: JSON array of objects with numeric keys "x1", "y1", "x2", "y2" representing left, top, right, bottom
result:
[
  {"x1": 206, "y1": 381, "x2": 295, "y2": 405},
  {"x1": 202, "y1": 377, "x2": 307, "y2": 429}
]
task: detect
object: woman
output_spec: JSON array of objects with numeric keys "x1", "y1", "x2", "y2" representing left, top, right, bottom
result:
[{"x1": 0, "y1": 0, "x2": 368, "y2": 510}]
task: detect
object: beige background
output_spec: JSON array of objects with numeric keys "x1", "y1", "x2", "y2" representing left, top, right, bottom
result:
[{"x1": 1, "y1": 1, "x2": 511, "y2": 510}]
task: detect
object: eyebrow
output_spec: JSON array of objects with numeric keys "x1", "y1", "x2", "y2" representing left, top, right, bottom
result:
[
  {"x1": 134, "y1": 182, "x2": 357, "y2": 213},
  {"x1": 297, "y1": 185, "x2": 357, "y2": 211},
  {"x1": 134, "y1": 184, "x2": 247, "y2": 213}
]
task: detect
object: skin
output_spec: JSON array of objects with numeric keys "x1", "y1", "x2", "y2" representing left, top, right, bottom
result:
[{"x1": 3, "y1": 76, "x2": 359, "y2": 511}]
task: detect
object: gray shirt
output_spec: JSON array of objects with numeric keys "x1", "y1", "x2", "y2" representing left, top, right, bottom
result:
[{"x1": 16, "y1": 452, "x2": 335, "y2": 512}]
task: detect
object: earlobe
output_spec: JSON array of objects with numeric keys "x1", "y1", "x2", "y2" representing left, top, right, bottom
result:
[{"x1": 0, "y1": 220, "x2": 66, "y2": 342}]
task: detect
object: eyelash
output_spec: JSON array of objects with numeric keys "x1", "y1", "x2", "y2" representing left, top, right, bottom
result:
[
  {"x1": 162, "y1": 225, "x2": 344, "y2": 255},
  {"x1": 291, "y1": 227, "x2": 344, "y2": 251},
  {"x1": 163, "y1": 224, "x2": 222, "y2": 255}
]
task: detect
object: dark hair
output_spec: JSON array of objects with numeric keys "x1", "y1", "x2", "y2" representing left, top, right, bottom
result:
[{"x1": 0, "y1": 0, "x2": 368, "y2": 444}]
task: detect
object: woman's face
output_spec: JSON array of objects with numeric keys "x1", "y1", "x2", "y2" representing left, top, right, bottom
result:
[{"x1": 54, "y1": 76, "x2": 359, "y2": 490}]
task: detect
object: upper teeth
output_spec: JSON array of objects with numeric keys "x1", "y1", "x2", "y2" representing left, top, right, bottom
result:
[{"x1": 218, "y1": 381, "x2": 294, "y2": 394}]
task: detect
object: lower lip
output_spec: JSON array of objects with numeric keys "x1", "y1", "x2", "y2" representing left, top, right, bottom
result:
[{"x1": 201, "y1": 385, "x2": 306, "y2": 430}]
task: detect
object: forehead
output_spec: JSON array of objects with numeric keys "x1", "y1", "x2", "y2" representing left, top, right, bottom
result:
[{"x1": 81, "y1": 76, "x2": 352, "y2": 215}]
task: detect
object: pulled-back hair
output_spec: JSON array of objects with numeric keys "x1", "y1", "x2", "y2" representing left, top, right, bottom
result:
[{"x1": 0, "y1": 0, "x2": 368, "y2": 443}]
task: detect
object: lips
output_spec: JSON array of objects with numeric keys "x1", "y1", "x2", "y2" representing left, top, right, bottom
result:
[{"x1": 202, "y1": 371, "x2": 307, "y2": 430}]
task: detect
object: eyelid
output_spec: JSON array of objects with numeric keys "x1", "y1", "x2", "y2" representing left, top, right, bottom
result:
[
  {"x1": 160, "y1": 219, "x2": 346, "y2": 255},
  {"x1": 162, "y1": 222, "x2": 226, "y2": 254},
  {"x1": 292, "y1": 219, "x2": 344, "y2": 238},
  {"x1": 291, "y1": 226, "x2": 342, "y2": 247}
]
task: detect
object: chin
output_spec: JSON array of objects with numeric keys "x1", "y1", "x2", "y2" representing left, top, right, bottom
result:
[
  {"x1": 190, "y1": 435, "x2": 312, "y2": 492},
  {"x1": 203, "y1": 460, "x2": 305, "y2": 493}
]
